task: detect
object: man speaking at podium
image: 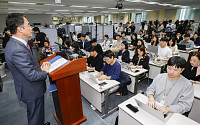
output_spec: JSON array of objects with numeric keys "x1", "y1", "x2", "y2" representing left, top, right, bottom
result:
[{"x1": 5, "y1": 13, "x2": 51, "y2": 125}]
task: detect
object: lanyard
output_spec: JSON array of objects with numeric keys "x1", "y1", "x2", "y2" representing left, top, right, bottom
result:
[{"x1": 164, "y1": 76, "x2": 180, "y2": 97}]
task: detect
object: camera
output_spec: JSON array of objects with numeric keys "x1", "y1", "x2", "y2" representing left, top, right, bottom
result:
[{"x1": 116, "y1": 2, "x2": 123, "y2": 9}]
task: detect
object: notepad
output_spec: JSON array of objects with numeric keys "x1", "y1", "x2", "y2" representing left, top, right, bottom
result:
[
  {"x1": 48, "y1": 55, "x2": 70, "y2": 73},
  {"x1": 49, "y1": 84, "x2": 57, "y2": 92}
]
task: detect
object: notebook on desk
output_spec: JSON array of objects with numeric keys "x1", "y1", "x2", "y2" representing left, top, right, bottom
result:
[
  {"x1": 135, "y1": 99, "x2": 173, "y2": 123},
  {"x1": 177, "y1": 44, "x2": 186, "y2": 50}
]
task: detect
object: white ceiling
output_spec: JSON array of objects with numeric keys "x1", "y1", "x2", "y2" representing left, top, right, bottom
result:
[{"x1": 0, "y1": 0, "x2": 199, "y2": 17}]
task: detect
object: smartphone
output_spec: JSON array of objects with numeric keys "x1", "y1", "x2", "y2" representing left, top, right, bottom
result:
[
  {"x1": 88, "y1": 70, "x2": 95, "y2": 72},
  {"x1": 98, "y1": 82, "x2": 107, "y2": 86},
  {"x1": 126, "y1": 104, "x2": 139, "y2": 113},
  {"x1": 135, "y1": 70, "x2": 140, "y2": 73}
]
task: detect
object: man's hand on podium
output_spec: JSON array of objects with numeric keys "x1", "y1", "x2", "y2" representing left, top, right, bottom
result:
[{"x1": 41, "y1": 62, "x2": 51, "y2": 73}]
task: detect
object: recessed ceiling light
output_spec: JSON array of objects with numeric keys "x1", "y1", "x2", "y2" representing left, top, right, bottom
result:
[
  {"x1": 87, "y1": 11, "x2": 97, "y2": 13},
  {"x1": 8, "y1": 8, "x2": 28, "y2": 11},
  {"x1": 108, "y1": 8, "x2": 118, "y2": 10},
  {"x1": 44, "y1": 4, "x2": 65, "y2": 7},
  {"x1": 45, "y1": 13, "x2": 58, "y2": 14},
  {"x1": 54, "y1": 10, "x2": 69, "y2": 12},
  {"x1": 145, "y1": 10, "x2": 153, "y2": 11},
  {"x1": 70, "y1": 5, "x2": 88, "y2": 8},
  {"x1": 8, "y1": 2, "x2": 36, "y2": 5},
  {"x1": 91, "y1": 7, "x2": 106, "y2": 9}
]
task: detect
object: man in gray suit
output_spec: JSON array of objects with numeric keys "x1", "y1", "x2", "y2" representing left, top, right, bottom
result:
[{"x1": 5, "y1": 13, "x2": 51, "y2": 125}]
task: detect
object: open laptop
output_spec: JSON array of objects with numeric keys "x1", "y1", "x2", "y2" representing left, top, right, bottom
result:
[
  {"x1": 177, "y1": 44, "x2": 186, "y2": 50},
  {"x1": 147, "y1": 45, "x2": 158, "y2": 54},
  {"x1": 88, "y1": 73, "x2": 106, "y2": 84},
  {"x1": 135, "y1": 99, "x2": 173, "y2": 123}
]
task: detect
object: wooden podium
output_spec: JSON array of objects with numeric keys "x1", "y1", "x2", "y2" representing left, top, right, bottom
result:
[{"x1": 41, "y1": 54, "x2": 87, "y2": 125}]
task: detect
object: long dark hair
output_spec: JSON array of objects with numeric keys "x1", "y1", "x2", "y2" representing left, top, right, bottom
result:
[
  {"x1": 151, "y1": 35, "x2": 159, "y2": 46},
  {"x1": 134, "y1": 46, "x2": 146, "y2": 60},
  {"x1": 167, "y1": 38, "x2": 176, "y2": 47}
]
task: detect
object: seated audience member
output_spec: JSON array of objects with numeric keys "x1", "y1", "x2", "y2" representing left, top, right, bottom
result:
[
  {"x1": 186, "y1": 29, "x2": 193, "y2": 38},
  {"x1": 158, "y1": 21, "x2": 164, "y2": 32},
  {"x1": 168, "y1": 38, "x2": 179, "y2": 54},
  {"x1": 130, "y1": 46, "x2": 149, "y2": 70},
  {"x1": 146, "y1": 56, "x2": 194, "y2": 115},
  {"x1": 144, "y1": 33, "x2": 151, "y2": 43},
  {"x1": 86, "y1": 32, "x2": 91, "y2": 41},
  {"x1": 117, "y1": 41, "x2": 130, "y2": 63},
  {"x1": 71, "y1": 42, "x2": 85, "y2": 57},
  {"x1": 102, "y1": 34, "x2": 111, "y2": 50},
  {"x1": 41, "y1": 40, "x2": 55, "y2": 59},
  {"x1": 151, "y1": 35, "x2": 159, "y2": 46},
  {"x1": 151, "y1": 30, "x2": 157, "y2": 39},
  {"x1": 157, "y1": 38, "x2": 172, "y2": 61},
  {"x1": 121, "y1": 32, "x2": 128, "y2": 42},
  {"x1": 159, "y1": 30, "x2": 165, "y2": 39},
  {"x1": 58, "y1": 33, "x2": 63, "y2": 51},
  {"x1": 165, "y1": 33, "x2": 171, "y2": 41},
  {"x1": 72, "y1": 32, "x2": 78, "y2": 41},
  {"x1": 111, "y1": 34, "x2": 122, "y2": 53},
  {"x1": 90, "y1": 38, "x2": 103, "y2": 56},
  {"x1": 79, "y1": 34, "x2": 91, "y2": 50},
  {"x1": 138, "y1": 30, "x2": 145, "y2": 40},
  {"x1": 179, "y1": 34, "x2": 194, "y2": 50},
  {"x1": 96, "y1": 50, "x2": 121, "y2": 82},
  {"x1": 131, "y1": 33, "x2": 138, "y2": 46},
  {"x1": 191, "y1": 33, "x2": 200, "y2": 46},
  {"x1": 136, "y1": 39, "x2": 145, "y2": 49},
  {"x1": 175, "y1": 32, "x2": 183, "y2": 44},
  {"x1": 87, "y1": 46, "x2": 104, "y2": 72},
  {"x1": 182, "y1": 51, "x2": 200, "y2": 83}
]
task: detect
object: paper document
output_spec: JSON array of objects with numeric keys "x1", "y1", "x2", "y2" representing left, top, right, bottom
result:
[{"x1": 48, "y1": 55, "x2": 69, "y2": 73}]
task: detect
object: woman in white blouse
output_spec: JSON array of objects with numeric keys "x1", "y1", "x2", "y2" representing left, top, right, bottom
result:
[
  {"x1": 167, "y1": 38, "x2": 179, "y2": 54},
  {"x1": 72, "y1": 32, "x2": 78, "y2": 41},
  {"x1": 102, "y1": 34, "x2": 111, "y2": 50}
]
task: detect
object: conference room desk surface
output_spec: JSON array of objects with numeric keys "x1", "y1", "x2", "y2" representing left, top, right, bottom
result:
[
  {"x1": 79, "y1": 71, "x2": 120, "y2": 118},
  {"x1": 179, "y1": 50, "x2": 192, "y2": 60},
  {"x1": 189, "y1": 84, "x2": 200, "y2": 123},
  {"x1": 149, "y1": 60, "x2": 166, "y2": 79},
  {"x1": 118, "y1": 93, "x2": 199, "y2": 125},
  {"x1": 121, "y1": 67, "x2": 148, "y2": 94}
]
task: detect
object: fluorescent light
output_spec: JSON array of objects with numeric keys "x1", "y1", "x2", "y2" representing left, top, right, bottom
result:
[
  {"x1": 121, "y1": 12, "x2": 129, "y2": 13},
  {"x1": 60, "y1": 13, "x2": 70, "y2": 14},
  {"x1": 54, "y1": 10, "x2": 69, "y2": 12},
  {"x1": 91, "y1": 6, "x2": 106, "y2": 9},
  {"x1": 170, "y1": 5, "x2": 181, "y2": 7},
  {"x1": 108, "y1": 8, "x2": 118, "y2": 10},
  {"x1": 28, "y1": 12, "x2": 42, "y2": 14},
  {"x1": 125, "y1": 0, "x2": 144, "y2": 3},
  {"x1": 135, "y1": 9, "x2": 144, "y2": 11},
  {"x1": 158, "y1": 3, "x2": 172, "y2": 6},
  {"x1": 8, "y1": 12, "x2": 24, "y2": 13},
  {"x1": 8, "y1": 8, "x2": 28, "y2": 11},
  {"x1": 72, "y1": 10, "x2": 84, "y2": 12},
  {"x1": 73, "y1": 13, "x2": 83, "y2": 15},
  {"x1": 122, "y1": 8, "x2": 132, "y2": 11},
  {"x1": 8, "y1": 2, "x2": 36, "y2": 5},
  {"x1": 70, "y1": 5, "x2": 88, "y2": 8},
  {"x1": 35, "y1": 9, "x2": 50, "y2": 11},
  {"x1": 87, "y1": 11, "x2": 97, "y2": 13},
  {"x1": 44, "y1": 4, "x2": 65, "y2": 7},
  {"x1": 111, "y1": 12, "x2": 119, "y2": 13},
  {"x1": 145, "y1": 10, "x2": 153, "y2": 11},
  {"x1": 45, "y1": 13, "x2": 58, "y2": 14},
  {"x1": 100, "y1": 11, "x2": 109, "y2": 13},
  {"x1": 143, "y1": 1, "x2": 159, "y2": 5}
]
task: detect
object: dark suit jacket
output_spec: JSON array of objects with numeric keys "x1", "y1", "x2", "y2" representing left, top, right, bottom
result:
[
  {"x1": 5, "y1": 37, "x2": 47, "y2": 101},
  {"x1": 79, "y1": 39, "x2": 91, "y2": 50},
  {"x1": 117, "y1": 50, "x2": 130, "y2": 63}
]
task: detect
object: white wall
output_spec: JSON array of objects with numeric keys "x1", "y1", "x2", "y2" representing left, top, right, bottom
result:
[{"x1": 0, "y1": 14, "x2": 53, "y2": 33}]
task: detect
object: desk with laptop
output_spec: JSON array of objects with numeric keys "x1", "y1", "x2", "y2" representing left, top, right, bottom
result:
[
  {"x1": 79, "y1": 71, "x2": 120, "y2": 118},
  {"x1": 177, "y1": 44, "x2": 193, "y2": 60},
  {"x1": 118, "y1": 93, "x2": 199, "y2": 125},
  {"x1": 120, "y1": 62, "x2": 148, "y2": 94}
]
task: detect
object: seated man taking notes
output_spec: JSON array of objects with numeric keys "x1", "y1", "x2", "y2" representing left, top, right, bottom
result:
[
  {"x1": 146, "y1": 56, "x2": 194, "y2": 115},
  {"x1": 96, "y1": 50, "x2": 121, "y2": 82}
]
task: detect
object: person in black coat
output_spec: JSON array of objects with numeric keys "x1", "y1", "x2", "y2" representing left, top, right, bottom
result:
[
  {"x1": 131, "y1": 33, "x2": 138, "y2": 46},
  {"x1": 117, "y1": 41, "x2": 130, "y2": 63},
  {"x1": 87, "y1": 46, "x2": 104, "y2": 72},
  {"x1": 182, "y1": 51, "x2": 200, "y2": 83},
  {"x1": 89, "y1": 38, "x2": 103, "y2": 56},
  {"x1": 130, "y1": 46, "x2": 149, "y2": 70}
]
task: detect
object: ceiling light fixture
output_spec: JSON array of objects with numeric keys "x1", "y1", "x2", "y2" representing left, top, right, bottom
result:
[
  {"x1": 54, "y1": 10, "x2": 69, "y2": 11},
  {"x1": 70, "y1": 5, "x2": 88, "y2": 8},
  {"x1": 8, "y1": 2, "x2": 36, "y2": 5},
  {"x1": 44, "y1": 4, "x2": 65, "y2": 7},
  {"x1": 91, "y1": 7, "x2": 106, "y2": 9}
]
